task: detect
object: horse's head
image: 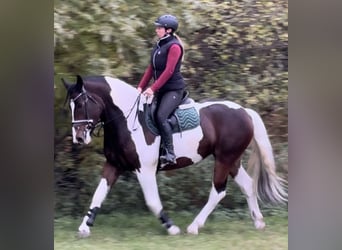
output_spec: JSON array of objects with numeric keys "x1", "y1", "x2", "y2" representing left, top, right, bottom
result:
[{"x1": 62, "y1": 75, "x2": 103, "y2": 145}]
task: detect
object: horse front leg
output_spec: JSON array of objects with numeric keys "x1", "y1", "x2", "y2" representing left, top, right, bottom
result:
[
  {"x1": 136, "y1": 167, "x2": 181, "y2": 235},
  {"x1": 78, "y1": 161, "x2": 121, "y2": 238}
]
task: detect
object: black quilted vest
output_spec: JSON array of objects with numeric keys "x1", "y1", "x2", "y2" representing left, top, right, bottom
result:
[{"x1": 150, "y1": 35, "x2": 185, "y2": 93}]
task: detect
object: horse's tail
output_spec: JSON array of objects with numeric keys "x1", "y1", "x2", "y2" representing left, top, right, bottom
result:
[{"x1": 245, "y1": 108, "x2": 288, "y2": 205}]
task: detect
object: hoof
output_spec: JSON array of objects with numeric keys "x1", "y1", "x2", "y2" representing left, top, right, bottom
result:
[
  {"x1": 255, "y1": 219, "x2": 266, "y2": 230},
  {"x1": 187, "y1": 223, "x2": 199, "y2": 235},
  {"x1": 78, "y1": 222, "x2": 91, "y2": 238},
  {"x1": 77, "y1": 230, "x2": 91, "y2": 238},
  {"x1": 187, "y1": 220, "x2": 204, "y2": 235},
  {"x1": 167, "y1": 225, "x2": 181, "y2": 235}
]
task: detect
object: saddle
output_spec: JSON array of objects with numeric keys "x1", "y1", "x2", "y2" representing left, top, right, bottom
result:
[{"x1": 144, "y1": 91, "x2": 200, "y2": 135}]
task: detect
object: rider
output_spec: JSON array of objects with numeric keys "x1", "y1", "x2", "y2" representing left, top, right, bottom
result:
[{"x1": 137, "y1": 14, "x2": 186, "y2": 165}]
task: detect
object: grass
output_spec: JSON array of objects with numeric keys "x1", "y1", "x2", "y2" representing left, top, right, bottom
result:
[{"x1": 54, "y1": 212, "x2": 288, "y2": 250}]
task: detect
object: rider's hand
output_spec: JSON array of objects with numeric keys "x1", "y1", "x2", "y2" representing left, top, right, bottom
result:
[
  {"x1": 137, "y1": 87, "x2": 142, "y2": 93},
  {"x1": 142, "y1": 87, "x2": 154, "y2": 97}
]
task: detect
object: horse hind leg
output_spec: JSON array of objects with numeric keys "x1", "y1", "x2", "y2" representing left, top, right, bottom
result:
[
  {"x1": 78, "y1": 162, "x2": 121, "y2": 238},
  {"x1": 187, "y1": 161, "x2": 228, "y2": 235},
  {"x1": 187, "y1": 184, "x2": 226, "y2": 235},
  {"x1": 233, "y1": 165, "x2": 265, "y2": 230}
]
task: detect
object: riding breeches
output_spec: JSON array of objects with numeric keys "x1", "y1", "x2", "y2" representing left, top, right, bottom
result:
[{"x1": 155, "y1": 89, "x2": 184, "y2": 126}]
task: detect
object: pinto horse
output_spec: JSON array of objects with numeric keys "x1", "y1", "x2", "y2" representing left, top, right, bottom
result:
[{"x1": 62, "y1": 75, "x2": 287, "y2": 237}]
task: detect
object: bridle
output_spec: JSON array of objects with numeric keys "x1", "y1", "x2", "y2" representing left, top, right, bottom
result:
[
  {"x1": 70, "y1": 88, "x2": 141, "y2": 136},
  {"x1": 70, "y1": 88, "x2": 101, "y2": 133}
]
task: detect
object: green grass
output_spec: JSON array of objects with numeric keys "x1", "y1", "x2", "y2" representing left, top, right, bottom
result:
[{"x1": 54, "y1": 212, "x2": 288, "y2": 250}]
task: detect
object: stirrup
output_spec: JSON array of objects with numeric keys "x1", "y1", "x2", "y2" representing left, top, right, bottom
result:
[{"x1": 160, "y1": 154, "x2": 177, "y2": 165}]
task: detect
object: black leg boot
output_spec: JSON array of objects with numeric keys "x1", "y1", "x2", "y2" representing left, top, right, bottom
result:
[{"x1": 159, "y1": 121, "x2": 177, "y2": 165}]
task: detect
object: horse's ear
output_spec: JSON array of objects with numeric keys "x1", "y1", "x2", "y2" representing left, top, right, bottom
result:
[
  {"x1": 61, "y1": 78, "x2": 71, "y2": 90},
  {"x1": 75, "y1": 75, "x2": 84, "y2": 91}
]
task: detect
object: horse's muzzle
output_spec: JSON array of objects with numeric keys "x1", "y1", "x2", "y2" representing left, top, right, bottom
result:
[
  {"x1": 73, "y1": 126, "x2": 92, "y2": 145},
  {"x1": 76, "y1": 135, "x2": 85, "y2": 144}
]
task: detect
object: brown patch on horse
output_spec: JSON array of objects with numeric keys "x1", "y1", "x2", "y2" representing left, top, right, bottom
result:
[
  {"x1": 197, "y1": 104, "x2": 254, "y2": 186},
  {"x1": 198, "y1": 104, "x2": 253, "y2": 157},
  {"x1": 102, "y1": 161, "x2": 123, "y2": 186}
]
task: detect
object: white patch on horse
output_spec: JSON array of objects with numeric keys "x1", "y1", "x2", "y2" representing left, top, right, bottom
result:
[
  {"x1": 173, "y1": 125, "x2": 203, "y2": 163},
  {"x1": 78, "y1": 178, "x2": 110, "y2": 237},
  {"x1": 70, "y1": 100, "x2": 78, "y2": 143},
  {"x1": 104, "y1": 76, "x2": 141, "y2": 130},
  {"x1": 104, "y1": 76, "x2": 161, "y2": 170},
  {"x1": 134, "y1": 132, "x2": 160, "y2": 167},
  {"x1": 135, "y1": 167, "x2": 163, "y2": 215},
  {"x1": 187, "y1": 184, "x2": 226, "y2": 235},
  {"x1": 90, "y1": 178, "x2": 110, "y2": 208},
  {"x1": 234, "y1": 166, "x2": 265, "y2": 230},
  {"x1": 83, "y1": 130, "x2": 91, "y2": 144}
]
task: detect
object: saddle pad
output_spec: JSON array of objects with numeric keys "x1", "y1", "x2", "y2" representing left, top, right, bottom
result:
[{"x1": 145, "y1": 106, "x2": 200, "y2": 135}]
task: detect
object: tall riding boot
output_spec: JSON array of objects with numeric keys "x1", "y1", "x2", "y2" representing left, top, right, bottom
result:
[{"x1": 159, "y1": 121, "x2": 177, "y2": 164}]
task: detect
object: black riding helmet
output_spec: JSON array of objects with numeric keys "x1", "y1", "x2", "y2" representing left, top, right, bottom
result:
[{"x1": 154, "y1": 14, "x2": 178, "y2": 32}]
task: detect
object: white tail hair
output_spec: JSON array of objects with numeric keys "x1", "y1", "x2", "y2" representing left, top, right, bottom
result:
[{"x1": 245, "y1": 108, "x2": 288, "y2": 204}]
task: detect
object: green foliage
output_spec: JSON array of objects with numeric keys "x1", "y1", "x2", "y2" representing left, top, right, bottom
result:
[{"x1": 54, "y1": 0, "x2": 288, "y2": 216}]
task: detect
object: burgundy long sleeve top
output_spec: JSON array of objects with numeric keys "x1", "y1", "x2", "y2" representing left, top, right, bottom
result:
[{"x1": 138, "y1": 44, "x2": 182, "y2": 92}]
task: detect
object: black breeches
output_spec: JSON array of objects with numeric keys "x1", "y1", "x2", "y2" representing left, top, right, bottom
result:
[{"x1": 155, "y1": 89, "x2": 184, "y2": 126}]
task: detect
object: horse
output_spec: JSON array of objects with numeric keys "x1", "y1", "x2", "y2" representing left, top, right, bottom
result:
[{"x1": 62, "y1": 74, "x2": 287, "y2": 237}]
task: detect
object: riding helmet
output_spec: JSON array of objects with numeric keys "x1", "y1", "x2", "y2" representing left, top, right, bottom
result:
[{"x1": 154, "y1": 14, "x2": 179, "y2": 32}]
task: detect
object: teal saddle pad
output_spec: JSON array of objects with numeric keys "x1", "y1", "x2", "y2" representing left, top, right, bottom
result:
[{"x1": 144, "y1": 105, "x2": 200, "y2": 136}]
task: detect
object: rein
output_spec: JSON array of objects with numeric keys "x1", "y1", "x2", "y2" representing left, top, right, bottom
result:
[
  {"x1": 125, "y1": 93, "x2": 141, "y2": 131},
  {"x1": 92, "y1": 93, "x2": 142, "y2": 136}
]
